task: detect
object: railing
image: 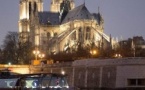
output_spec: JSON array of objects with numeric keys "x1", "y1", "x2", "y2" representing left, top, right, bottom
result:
[{"x1": 73, "y1": 87, "x2": 145, "y2": 90}]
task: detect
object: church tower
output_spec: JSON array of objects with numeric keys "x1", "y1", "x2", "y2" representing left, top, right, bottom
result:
[
  {"x1": 19, "y1": 0, "x2": 43, "y2": 42},
  {"x1": 50, "y1": 0, "x2": 75, "y2": 13}
]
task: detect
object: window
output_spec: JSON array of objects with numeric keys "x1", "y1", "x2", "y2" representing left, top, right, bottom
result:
[
  {"x1": 71, "y1": 31, "x2": 76, "y2": 40},
  {"x1": 21, "y1": 77, "x2": 40, "y2": 88},
  {"x1": 138, "y1": 79, "x2": 145, "y2": 85},
  {"x1": 34, "y1": 2, "x2": 37, "y2": 12},
  {"x1": 29, "y1": 2, "x2": 31, "y2": 16},
  {"x1": 0, "y1": 78, "x2": 19, "y2": 88},
  {"x1": 41, "y1": 75, "x2": 51, "y2": 88},
  {"x1": 128, "y1": 79, "x2": 145, "y2": 86},
  {"x1": 49, "y1": 76, "x2": 68, "y2": 88},
  {"x1": 54, "y1": 33, "x2": 57, "y2": 37},
  {"x1": 86, "y1": 27, "x2": 91, "y2": 40},
  {"x1": 128, "y1": 79, "x2": 136, "y2": 86},
  {"x1": 78, "y1": 27, "x2": 82, "y2": 41},
  {"x1": 47, "y1": 32, "x2": 51, "y2": 40}
]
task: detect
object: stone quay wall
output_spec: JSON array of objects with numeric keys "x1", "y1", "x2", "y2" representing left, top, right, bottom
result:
[
  {"x1": 1, "y1": 57, "x2": 145, "y2": 89},
  {"x1": 30, "y1": 57, "x2": 145, "y2": 89}
]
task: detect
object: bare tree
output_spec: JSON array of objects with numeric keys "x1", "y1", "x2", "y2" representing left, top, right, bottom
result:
[
  {"x1": 1, "y1": 31, "x2": 33, "y2": 64},
  {"x1": 1, "y1": 32, "x2": 19, "y2": 64}
]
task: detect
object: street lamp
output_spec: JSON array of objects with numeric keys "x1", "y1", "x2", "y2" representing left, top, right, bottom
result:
[
  {"x1": 90, "y1": 49, "x2": 97, "y2": 58},
  {"x1": 90, "y1": 49, "x2": 97, "y2": 55},
  {"x1": 38, "y1": 53, "x2": 45, "y2": 60},
  {"x1": 61, "y1": 70, "x2": 65, "y2": 75},
  {"x1": 38, "y1": 53, "x2": 45, "y2": 71},
  {"x1": 114, "y1": 53, "x2": 122, "y2": 58},
  {"x1": 33, "y1": 50, "x2": 40, "y2": 60}
]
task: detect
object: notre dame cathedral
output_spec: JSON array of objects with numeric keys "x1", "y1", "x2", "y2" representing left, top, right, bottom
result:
[{"x1": 19, "y1": 0, "x2": 117, "y2": 55}]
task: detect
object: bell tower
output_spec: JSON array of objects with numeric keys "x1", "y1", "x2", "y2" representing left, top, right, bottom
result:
[
  {"x1": 19, "y1": 0, "x2": 43, "y2": 42},
  {"x1": 50, "y1": 0, "x2": 75, "y2": 13}
]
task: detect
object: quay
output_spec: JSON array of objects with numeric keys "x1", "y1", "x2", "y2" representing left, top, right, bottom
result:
[{"x1": 1, "y1": 57, "x2": 145, "y2": 89}]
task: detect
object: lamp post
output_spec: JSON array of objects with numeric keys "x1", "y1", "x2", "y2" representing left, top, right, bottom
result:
[
  {"x1": 90, "y1": 49, "x2": 97, "y2": 58},
  {"x1": 38, "y1": 53, "x2": 45, "y2": 60},
  {"x1": 33, "y1": 50, "x2": 40, "y2": 60},
  {"x1": 38, "y1": 53, "x2": 45, "y2": 72},
  {"x1": 114, "y1": 53, "x2": 122, "y2": 58},
  {"x1": 90, "y1": 50, "x2": 97, "y2": 55}
]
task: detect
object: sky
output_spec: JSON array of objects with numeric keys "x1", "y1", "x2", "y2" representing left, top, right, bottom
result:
[{"x1": 0, "y1": 0, "x2": 145, "y2": 45}]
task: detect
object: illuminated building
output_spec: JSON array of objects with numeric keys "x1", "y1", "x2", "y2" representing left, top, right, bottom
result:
[{"x1": 19, "y1": 0, "x2": 118, "y2": 54}]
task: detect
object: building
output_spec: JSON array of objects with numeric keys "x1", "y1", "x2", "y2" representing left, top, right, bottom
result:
[
  {"x1": 133, "y1": 36, "x2": 145, "y2": 49},
  {"x1": 18, "y1": 0, "x2": 117, "y2": 55}
]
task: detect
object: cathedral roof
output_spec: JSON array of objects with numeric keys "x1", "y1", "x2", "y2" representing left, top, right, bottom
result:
[
  {"x1": 38, "y1": 12, "x2": 60, "y2": 25},
  {"x1": 62, "y1": 4, "x2": 92, "y2": 24},
  {"x1": 92, "y1": 13, "x2": 103, "y2": 25}
]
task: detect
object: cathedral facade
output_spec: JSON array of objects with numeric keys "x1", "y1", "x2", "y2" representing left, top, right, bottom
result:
[{"x1": 19, "y1": 0, "x2": 116, "y2": 55}]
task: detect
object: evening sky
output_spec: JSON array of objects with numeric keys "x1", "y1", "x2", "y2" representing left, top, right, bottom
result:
[{"x1": 0, "y1": 0, "x2": 145, "y2": 45}]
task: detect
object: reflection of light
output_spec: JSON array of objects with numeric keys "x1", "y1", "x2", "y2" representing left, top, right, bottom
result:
[
  {"x1": 8, "y1": 62, "x2": 11, "y2": 65},
  {"x1": 49, "y1": 86, "x2": 62, "y2": 88},
  {"x1": 9, "y1": 68, "x2": 29, "y2": 74},
  {"x1": 61, "y1": 70, "x2": 65, "y2": 75},
  {"x1": 93, "y1": 50, "x2": 97, "y2": 55},
  {"x1": 49, "y1": 85, "x2": 69, "y2": 89},
  {"x1": 64, "y1": 46, "x2": 68, "y2": 51}
]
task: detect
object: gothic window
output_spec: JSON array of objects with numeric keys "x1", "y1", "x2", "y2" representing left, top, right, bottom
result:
[
  {"x1": 29, "y1": 2, "x2": 31, "y2": 16},
  {"x1": 78, "y1": 27, "x2": 82, "y2": 41},
  {"x1": 47, "y1": 32, "x2": 51, "y2": 40},
  {"x1": 71, "y1": 31, "x2": 76, "y2": 40},
  {"x1": 34, "y1": 2, "x2": 37, "y2": 12},
  {"x1": 43, "y1": 41, "x2": 46, "y2": 44},
  {"x1": 86, "y1": 27, "x2": 91, "y2": 40},
  {"x1": 54, "y1": 33, "x2": 57, "y2": 37}
]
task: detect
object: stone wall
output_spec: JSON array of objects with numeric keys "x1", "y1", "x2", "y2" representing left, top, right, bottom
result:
[
  {"x1": 1, "y1": 58, "x2": 145, "y2": 89},
  {"x1": 29, "y1": 60, "x2": 118, "y2": 88}
]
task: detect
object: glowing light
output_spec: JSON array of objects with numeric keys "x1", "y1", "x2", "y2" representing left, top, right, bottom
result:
[
  {"x1": 9, "y1": 68, "x2": 29, "y2": 74},
  {"x1": 90, "y1": 49, "x2": 97, "y2": 55},
  {"x1": 8, "y1": 62, "x2": 11, "y2": 65},
  {"x1": 114, "y1": 53, "x2": 122, "y2": 58},
  {"x1": 33, "y1": 50, "x2": 40, "y2": 60},
  {"x1": 61, "y1": 70, "x2": 65, "y2": 75},
  {"x1": 38, "y1": 53, "x2": 45, "y2": 59}
]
